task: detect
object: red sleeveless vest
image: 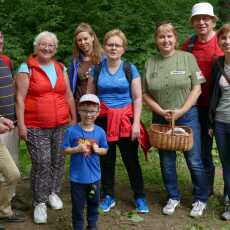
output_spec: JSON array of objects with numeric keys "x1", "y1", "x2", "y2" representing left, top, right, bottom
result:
[{"x1": 24, "y1": 56, "x2": 70, "y2": 128}]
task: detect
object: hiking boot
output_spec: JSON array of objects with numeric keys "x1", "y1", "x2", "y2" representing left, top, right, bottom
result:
[
  {"x1": 99, "y1": 195, "x2": 116, "y2": 213},
  {"x1": 190, "y1": 201, "x2": 206, "y2": 217},
  {"x1": 135, "y1": 197, "x2": 149, "y2": 213},
  {"x1": 0, "y1": 210, "x2": 25, "y2": 223},
  {"x1": 162, "y1": 199, "x2": 180, "y2": 215},
  {"x1": 48, "y1": 193, "x2": 63, "y2": 210},
  {"x1": 34, "y1": 203, "x2": 47, "y2": 224}
]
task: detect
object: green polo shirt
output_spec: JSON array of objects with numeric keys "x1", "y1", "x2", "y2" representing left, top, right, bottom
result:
[{"x1": 142, "y1": 50, "x2": 206, "y2": 110}]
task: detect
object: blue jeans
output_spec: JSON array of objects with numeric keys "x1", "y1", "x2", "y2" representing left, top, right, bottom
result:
[
  {"x1": 153, "y1": 106, "x2": 208, "y2": 202},
  {"x1": 198, "y1": 106, "x2": 215, "y2": 194},
  {"x1": 214, "y1": 121, "x2": 230, "y2": 199},
  {"x1": 71, "y1": 181, "x2": 100, "y2": 230}
]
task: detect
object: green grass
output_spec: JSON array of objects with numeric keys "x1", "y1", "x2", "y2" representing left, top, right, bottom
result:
[{"x1": 19, "y1": 108, "x2": 226, "y2": 229}]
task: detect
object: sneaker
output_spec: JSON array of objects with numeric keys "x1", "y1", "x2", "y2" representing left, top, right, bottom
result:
[
  {"x1": 190, "y1": 201, "x2": 206, "y2": 217},
  {"x1": 162, "y1": 199, "x2": 180, "y2": 215},
  {"x1": 34, "y1": 203, "x2": 47, "y2": 224},
  {"x1": 48, "y1": 193, "x2": 63, "y2": 210},
  {"x1": 0, "y1": 210, "x2": 25, "y2": 223},
  {"x1": 222, "y1": 204, "x2": 230, "y2": 220},
  {"x1": 135, "y1": 197, "x2": 149, "y2": 213},
  {"x1": 99, "y1": 195, "x2": 116, "y2": 212}
]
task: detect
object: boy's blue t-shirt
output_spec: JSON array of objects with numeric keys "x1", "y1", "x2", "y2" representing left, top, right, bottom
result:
[
  {"x1": 63, "y1": 124, "x2": 108, "y2": 184},
  {"x1": 91, "y1": 58, "x2": 140, "y2": 108}
]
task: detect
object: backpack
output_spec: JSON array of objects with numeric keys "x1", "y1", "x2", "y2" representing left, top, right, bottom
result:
[
  {"x1": 94, "y1": 60, "x2": 132, "y2": 95},
  {"x1": 186, "y1": 34, "x2": 198, "y2": 53}
]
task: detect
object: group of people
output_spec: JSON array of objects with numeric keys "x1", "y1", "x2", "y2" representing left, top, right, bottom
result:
[{"x1": 0, "y1": 1, "x2": 230, "y2": 230}]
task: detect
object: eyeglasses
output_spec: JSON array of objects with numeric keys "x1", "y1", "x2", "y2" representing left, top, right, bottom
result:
[
  {"x1": 106, "y1": 43, "x2": 123, "y2": 49},
  {"x1": 39, "y1": 43, "x2": 56, "y2": 49},
  {"x1": 79, "y1": 110, "x2": 98, "y2": 115},
  {"x1": 192, "y1": 15, "x2": 212, "y2": 22}
]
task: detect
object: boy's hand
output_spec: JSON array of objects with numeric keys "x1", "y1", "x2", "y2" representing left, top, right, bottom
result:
[
  {"x1": 77, "y1": 143, "x2": 91, "y2": 156},
  {"x1": 92, "y1": 143, "x2": 99, "y2": 153}
]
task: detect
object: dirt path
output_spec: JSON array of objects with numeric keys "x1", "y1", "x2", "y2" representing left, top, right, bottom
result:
[{"x1": 4, "y1": 177, "x2": 229, "y2": 230}]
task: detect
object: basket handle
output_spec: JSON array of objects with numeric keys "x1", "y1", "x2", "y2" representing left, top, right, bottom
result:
[{"x1": 170, "y1": 113, "x2": 175, "y2": 135}]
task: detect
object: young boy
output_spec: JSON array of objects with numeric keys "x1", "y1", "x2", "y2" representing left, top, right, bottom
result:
[{"x1": 63, "y1": 94, "x2": 108, "y2": 230}]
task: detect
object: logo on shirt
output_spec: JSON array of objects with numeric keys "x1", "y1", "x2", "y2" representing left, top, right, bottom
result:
[
  {"x1": 195, "y1": 71, "x2": 205, "y2": 80},
  {"x1": 170, "y1": 70, "x2": 186, "y2": 75}
]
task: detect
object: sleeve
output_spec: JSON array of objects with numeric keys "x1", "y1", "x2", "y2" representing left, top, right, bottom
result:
[
  {"x1": 62, "y1": 128, "x2": 72, "y2": 150},
  {"x1": 188, "y1": 54, "x2": 206, "y2": 86},
  {"x1": 98, "y1": 128, "x2": 108, "y2": 149},
  {"x1": 142, "y1": 59, "x2": 150, "y2": 94},
  {"x1": 17, "y1": 63, "x2": 30, "y2": 74},
  {"x1": 130, "y1": 63, "x2": 140, "y2": 79}
]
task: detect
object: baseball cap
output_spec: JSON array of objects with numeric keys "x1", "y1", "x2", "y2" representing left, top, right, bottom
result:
[
  {"x1": 79, "y1": 94, "x2": 100, "y2": 105},
  {"x1": 191, "y1": 2, "x2": 218, "y2": 21}
]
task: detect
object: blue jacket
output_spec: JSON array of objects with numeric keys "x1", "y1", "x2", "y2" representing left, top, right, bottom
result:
[{"x1": 68, "y1": 57, "x2": 82, "y2": 95}]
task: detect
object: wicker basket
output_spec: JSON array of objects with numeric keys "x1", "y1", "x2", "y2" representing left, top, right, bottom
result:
[{"x1": 150, "y1": 117, "x2": 193, "y2": 151}]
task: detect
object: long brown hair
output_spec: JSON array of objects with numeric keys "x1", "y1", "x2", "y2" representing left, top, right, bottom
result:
[{"x1": 72, "y1": 23, "x2": 103, "y2": 64}]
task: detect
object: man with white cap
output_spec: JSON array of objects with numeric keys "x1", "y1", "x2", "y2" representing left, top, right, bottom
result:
[{"x1": 182, "y1": 2, "x2": 223, "y2": 199}]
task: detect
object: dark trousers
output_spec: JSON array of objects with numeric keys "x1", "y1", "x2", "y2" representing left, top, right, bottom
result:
[
  {"x1": 214, "y1": 121, "x2": 230, "y2": 199},
  {"x1": 71, "y1": 181, "x2": 100, "y2": 230},
  {"x1": 100, "y1": 138, "x2": 145, "y2": 199},
  {"x1": 198, "y1": 106, "x2": 215, "y2": 194}
]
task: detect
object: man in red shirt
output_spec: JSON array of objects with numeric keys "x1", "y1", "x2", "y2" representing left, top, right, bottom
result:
[{"x1": 182, "y1": 2, "x2": 223, "y2": 197}]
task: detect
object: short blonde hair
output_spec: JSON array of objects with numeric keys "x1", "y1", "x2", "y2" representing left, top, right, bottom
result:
[
  {"x1": 103, "y1": 29, "x2": 128, "y2": 49},
  {"x1": 154, "y1": 21, "x2": 179, "y2": 50},
  {"x1": 33, "y1": 31, "x2": 58, "y2": 52}
]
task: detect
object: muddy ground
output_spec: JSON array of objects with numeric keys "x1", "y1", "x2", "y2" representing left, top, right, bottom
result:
[{"x1": 4, "y1": 174, "x2": 230, "y2": 230}]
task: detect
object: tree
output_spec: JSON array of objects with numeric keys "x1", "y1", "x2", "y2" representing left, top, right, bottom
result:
[{"x1": 218, "y1": 0, "x2": 230, "y2": 23}]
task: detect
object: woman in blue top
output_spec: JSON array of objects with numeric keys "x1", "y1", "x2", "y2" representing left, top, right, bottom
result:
[
  {"x1": 68, "y1": 23, "x2": 103, "y2": 108},
  {"x1": 88, "y1": 29, "x2": 149, "y2": 213}
]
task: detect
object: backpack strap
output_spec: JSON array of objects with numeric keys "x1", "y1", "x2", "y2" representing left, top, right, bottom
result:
[
  {"x1": 187, "y1": 35, "x2": 197, "y2": 53},
  {"x1": 94, "y1": 60, "x2": 133, "y2": 95}
]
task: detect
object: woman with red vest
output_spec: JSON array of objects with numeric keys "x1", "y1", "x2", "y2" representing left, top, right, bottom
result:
[{"x1": 15, "y1": 31, "x2": 76, "y2": 224}]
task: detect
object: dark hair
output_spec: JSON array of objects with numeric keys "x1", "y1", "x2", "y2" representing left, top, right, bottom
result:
[{"x1": 73, "y1": 23, "x2": 103, "y2": 65}]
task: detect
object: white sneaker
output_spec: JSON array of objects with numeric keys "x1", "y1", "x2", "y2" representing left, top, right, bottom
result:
[
  {"x1": 190, "y1": 201, "x2": 206, "y2": 217},
  {"x1": 34, "y1": 203, "x2": 47, "y2": 224},
  {"x1": 48, "y1": 193, "x2": 63, "y2": 210},
  {"x1": 162, "y1": 199, "x2": 180, "y2": 215}
]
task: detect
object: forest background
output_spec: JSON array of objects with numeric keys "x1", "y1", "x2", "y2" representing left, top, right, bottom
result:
[
  {"x1": 0, "y1": 0, "x2": 229, "y2": 71},
  {"x1": 1, "y1": 0, "x2": 230, "y2": 229}
]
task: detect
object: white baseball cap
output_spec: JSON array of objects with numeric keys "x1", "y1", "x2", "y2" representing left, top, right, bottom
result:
[
  {"x1": 191, "y1": 2, "x2": 218, "y2": 21},
  {"x1": 79, "y1": 94, "x2": 100, "y2": 105}
]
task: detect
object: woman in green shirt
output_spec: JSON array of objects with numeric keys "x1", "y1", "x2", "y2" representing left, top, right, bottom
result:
[{"x1": 143, "y1": 21, "x2": 208, "y2": 218}]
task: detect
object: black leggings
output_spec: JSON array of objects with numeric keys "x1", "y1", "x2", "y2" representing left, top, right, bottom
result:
[{"x1": 96, "y1": 117, "x2": 145, "y2": 199}]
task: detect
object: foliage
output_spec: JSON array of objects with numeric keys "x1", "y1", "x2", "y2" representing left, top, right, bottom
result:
[{"x1": 0, "y1": 0, "x2": 220, "y2": 71}]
